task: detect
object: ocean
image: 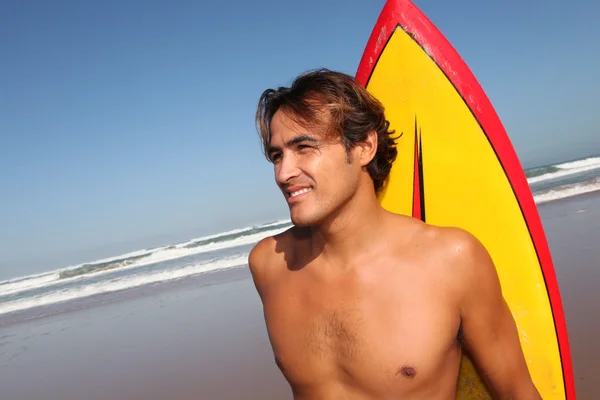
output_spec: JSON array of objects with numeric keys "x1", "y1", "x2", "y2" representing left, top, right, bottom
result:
[{"x1": 1, "y1": 155, "x2": 599, "y2": 325}]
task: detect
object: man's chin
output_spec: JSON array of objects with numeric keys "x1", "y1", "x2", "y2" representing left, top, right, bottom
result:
[
  {"x1": 290, "y1": 209, "x2": 326, "y2": 228},
  {"x1": 289, "y1": 212, "x2": 314, "y2": 227},
  {"x1": 290, "y1": 216, "x2": 309, "y2": 227}
]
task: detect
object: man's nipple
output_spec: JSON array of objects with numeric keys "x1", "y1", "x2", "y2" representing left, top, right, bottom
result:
[{"x1": 397, "y1": 365, "x2": 417, "y2": 379}]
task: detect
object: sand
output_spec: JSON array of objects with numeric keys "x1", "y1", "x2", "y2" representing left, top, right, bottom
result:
[
  {"x1": 538, "y1": 192, "x2": 600, "y2": 398},
  {"x1": 1, "y1": 192, "x2": 599, "y2": 399},
  {"x1": 0, "y1": 268, "x2": 290, "y2": 399}
]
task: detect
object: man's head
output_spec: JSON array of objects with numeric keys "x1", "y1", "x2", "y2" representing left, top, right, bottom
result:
[{"x1": 255, "y1": 69, "x2": 398, "y2": 226}]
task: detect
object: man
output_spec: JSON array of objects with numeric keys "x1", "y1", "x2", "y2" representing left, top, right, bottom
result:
[{"x1": 248, "y1": 69, "x2": 541, "y2": 399}]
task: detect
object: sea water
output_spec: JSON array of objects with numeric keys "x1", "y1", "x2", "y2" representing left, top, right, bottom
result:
[{"x1": 1, "y1": 155, "x2": 599, "y2": 323}]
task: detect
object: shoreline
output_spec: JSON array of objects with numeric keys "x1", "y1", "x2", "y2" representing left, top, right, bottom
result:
[
  {"x1": 537, "y1": 187, "x2": 600, "y2": 212},
  {"x1": 0, "y1": 191, "x2": 598, "y2": 399},
  {"x1": 2, "y1": 189, "x2": 598, "y2": 328},
  {"x1": 0, "y1": 262, "x2": 252, "y2": 328}
]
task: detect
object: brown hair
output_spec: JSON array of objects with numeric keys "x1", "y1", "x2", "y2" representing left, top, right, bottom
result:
[{"x1": 255, "y1": 68, "x2": 398, "y2": 192}]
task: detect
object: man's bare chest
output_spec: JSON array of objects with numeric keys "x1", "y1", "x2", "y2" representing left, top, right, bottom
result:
[{"x1": 263, "y1": 275, "x2": 462, "y2": 387}]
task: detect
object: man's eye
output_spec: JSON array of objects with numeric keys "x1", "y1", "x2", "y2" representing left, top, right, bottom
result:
[{"x1": 270, "y1": 153, "x2": 281, "y2": 162}]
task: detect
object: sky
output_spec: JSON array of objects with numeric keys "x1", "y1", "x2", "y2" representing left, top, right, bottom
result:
[{"x1": 1, "y1": 0, "x2": 599, "y2": 280}]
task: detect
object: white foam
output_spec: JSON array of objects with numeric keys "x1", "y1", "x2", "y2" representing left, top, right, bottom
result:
[
  {"x1": 132, "y1": 226, "x2": 288, "y2": 268},
  {"x1": 534, "y1": 179, "x2": 600, "y2": 204},
  {"x1": 527, "y1": 162, "x2": 600, "y2": 184},
  {"x1": 176, "y1": 219, "x2": 290, "y2": 248},
  {"x1": 556, "y1": 156, "x2": 600, "y2": 170},
  {"x1": 0, "y1": 224, "x2": 290, "y2": 298},
  {"x1": 175, "y1": 227, "x2": 253, "y2": 248},
  {"x1": 0, "y1": 247, "x2": 159, "y2": 296},
  {"x1": 0, "y1": 254, "x2": 249, "y2": 316},
  {"x1": 260, "y1": 219, "x2": 292, "y2": 228},
  {"x1": 0, "y1": 272, "x2": 59, "y2": 297},
  {"x1": 1, "y1": 219, "x2": 291, "y2": 293}
]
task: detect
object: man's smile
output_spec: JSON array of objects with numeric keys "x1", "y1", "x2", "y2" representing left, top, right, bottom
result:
[{"x1": 285, "y1": 186, "x2": 313, "y2": 203}]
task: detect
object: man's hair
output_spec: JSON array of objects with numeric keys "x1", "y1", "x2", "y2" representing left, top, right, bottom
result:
[{"x1": 255, "y1": 68, "x2": 398, "y2": 192}]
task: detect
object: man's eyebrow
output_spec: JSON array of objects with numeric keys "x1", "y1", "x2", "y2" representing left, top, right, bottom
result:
[
  {"x1": 267, "y1": 135, "x2": 319, "y2": 155},
  {"x1": 286, "y1": 135, "x2": 318, "y2": 146}
]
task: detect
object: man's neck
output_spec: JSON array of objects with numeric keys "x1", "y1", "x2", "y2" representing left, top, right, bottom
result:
[{"x1": 308, "y1": 188, "x2": 387, "y2": 267}]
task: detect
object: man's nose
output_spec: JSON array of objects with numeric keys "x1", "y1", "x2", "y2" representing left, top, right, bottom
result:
[{"x1": 276, "y1": 153, "x2": 300, "y2": 184}]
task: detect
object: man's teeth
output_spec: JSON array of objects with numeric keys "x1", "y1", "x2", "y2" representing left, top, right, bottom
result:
[{"x1": 290, "y1": 188, "x2": 312, "y2": 197}]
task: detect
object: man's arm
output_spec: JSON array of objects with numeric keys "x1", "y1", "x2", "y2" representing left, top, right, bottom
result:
[
  {"x1": 248, "y1": 235, "x2": 280, "y2": 302},
  {"x1": 248, "y1": 238, "x2": 270, "y2": 301},
  {"x1": 452, "y1": 229, "x2": 541, "y2": 400}
]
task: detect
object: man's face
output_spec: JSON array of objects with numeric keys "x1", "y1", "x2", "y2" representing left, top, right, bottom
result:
[{"x1": 267, "y1": 109, "x2": 362, "y2": 226}]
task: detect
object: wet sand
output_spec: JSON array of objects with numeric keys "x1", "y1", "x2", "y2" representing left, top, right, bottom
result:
[
  {"x1": 538, "y1": 192, "x2": 600, "y2": 398},
  {"x1": 1, "y1": 192, "x2": 599, "y2": 399},
  {"x1": 0, "y1": 269, "x2": 291, "y2": 399}
]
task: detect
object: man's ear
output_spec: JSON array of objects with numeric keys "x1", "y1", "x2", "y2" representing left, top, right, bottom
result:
[{"x1": 357, "y1": 130, "x2": 378, "y2": 167}]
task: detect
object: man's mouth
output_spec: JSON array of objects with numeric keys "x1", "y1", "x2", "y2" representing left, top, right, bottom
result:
[{"x1": 289, "y1": 187, "x2": 312, "y2": 198}]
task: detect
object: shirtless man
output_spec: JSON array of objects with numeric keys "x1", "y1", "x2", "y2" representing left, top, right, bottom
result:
[{"x1": 248, "y1": 69, "x2": 541, "y2": 399}]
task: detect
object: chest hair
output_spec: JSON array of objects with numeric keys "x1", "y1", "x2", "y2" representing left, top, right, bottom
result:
[{"x1": 303, "y1": 309, "x2": 365, "y2": 362}]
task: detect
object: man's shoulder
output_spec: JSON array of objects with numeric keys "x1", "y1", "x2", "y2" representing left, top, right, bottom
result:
[
  {"x1": 387, "y1": 214, "x2": 479, "y2": 251},
  {"x1": 427, "y1": 224, "x2": 501, "y2": 303},
  {"x1": 248, "y1": 225, "x2": 304, "y2": 293},
  {"x1": 248, "y1": 228, "x2": 287, "y2": 270},
  {"x1": 248, "y1": 225, "x2": 304, "y2": 264},
  {"x1": 400, "y1": 219, "x2": 496, "y2": 287},
  {"x1": 422, "y1": 224, "x2": 486, "y2": 260}
]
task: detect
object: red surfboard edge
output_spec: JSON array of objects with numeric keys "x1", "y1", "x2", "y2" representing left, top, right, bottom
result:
[{"x1": 355, "y1": 0, "x2": 576, "y2": 398}]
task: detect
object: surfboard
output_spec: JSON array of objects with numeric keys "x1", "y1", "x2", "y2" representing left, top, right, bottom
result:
[{"x1": 355, "y1": 1, "x2": 576, "y2": 398}]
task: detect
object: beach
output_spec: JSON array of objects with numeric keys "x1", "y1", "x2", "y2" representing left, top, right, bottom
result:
[
  {"x1": 0, "y1": 267, "x2": 291, "y2": 399},
  {"x1": 1, "y1": 191, "x2": 599, "y2": 399},
  {"x1": 538, "y1": 192, "x2": 600, "y2": 398}
]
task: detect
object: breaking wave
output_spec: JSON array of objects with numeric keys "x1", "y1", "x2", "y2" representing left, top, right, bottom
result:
[
  {"x1": 527, "y1": 156, "x2": 600, "y2": 184},
  {"x1": 0, "y1": 254, "x2": 249, "y2": 316},
  {"x1": 0, "y1": 220, "x2": 292, "y2": 299},
  {"x1": 534, "y1": 177, "x2": 600, "y2": 204},
  {"x1": 3, "y1": 155, "x2": 600, "y2": 320}
]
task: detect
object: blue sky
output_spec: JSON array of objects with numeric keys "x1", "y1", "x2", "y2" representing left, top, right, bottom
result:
[{"x1": 1, "y1": 0, "x2": 599, "y2": 279}]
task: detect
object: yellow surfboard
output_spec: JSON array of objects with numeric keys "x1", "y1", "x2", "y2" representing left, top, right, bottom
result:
[{"x1": 355, "y1": 1, "x2": 575, "y2": 398}]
